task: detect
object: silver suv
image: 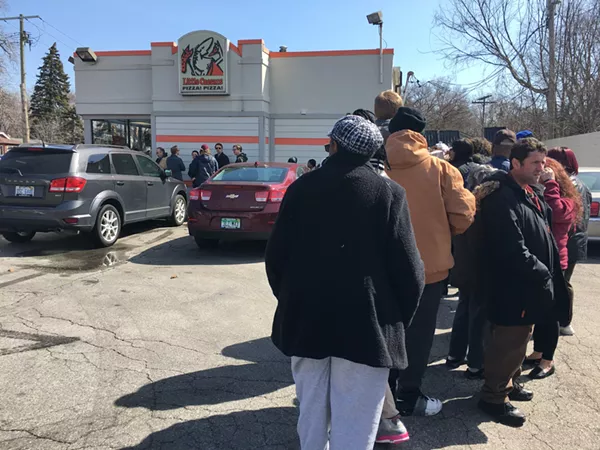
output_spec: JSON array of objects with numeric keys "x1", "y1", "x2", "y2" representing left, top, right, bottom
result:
[{"x1": 0, "y1": 144, "x2": 187, "y2": 247}]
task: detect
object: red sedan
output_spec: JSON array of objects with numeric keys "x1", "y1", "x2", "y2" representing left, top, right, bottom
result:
[{"x1": 187, "y1": 162, "x2": 306, "y2": 247}]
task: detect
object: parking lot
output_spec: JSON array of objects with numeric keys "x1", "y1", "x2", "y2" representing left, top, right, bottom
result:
[{"x1": 1, "y1": 224, "x2": 600, "y2": 449}]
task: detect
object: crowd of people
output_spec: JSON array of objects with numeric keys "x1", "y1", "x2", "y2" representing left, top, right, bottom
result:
[
  {"x1": 154, "y1": 143, "x2": 249, "y2": 184},
  {"x1": 264, "y1": 89, "x2": 592, "y2": 449}
]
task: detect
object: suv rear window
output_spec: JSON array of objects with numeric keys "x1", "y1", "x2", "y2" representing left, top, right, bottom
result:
[
  {"x1": 0, "y1": 149, "x2": 72, "y2": 175},
  {"x1": 212, "y1": 167, "x2": 289, "y2": 183},
  {"x1": 86, "y1": 154, "x2": 111, "y2": 174}
]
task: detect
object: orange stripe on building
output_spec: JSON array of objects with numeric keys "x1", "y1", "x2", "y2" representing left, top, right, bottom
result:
[
  {"x1": 274, "y1": 138, "x2": 330, "y2": 145},
  {"x1": 270, "y1": 49, "x2": 394, "y2": 58},
  {"x1": 94, "y1": 50, "x2": 151, "y2": 57},
  {"x1": 229, "y1": 42, "x2": 242, "y2": 57},
  {"x1": 156, "y1": 135, "x2": 260, "y2": 144}
]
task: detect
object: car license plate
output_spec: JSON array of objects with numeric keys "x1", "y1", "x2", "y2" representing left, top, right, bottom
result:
[
  {"x1": 15, "y1": 186, "x2": 34, "y2": 197},
  {"x1": 221, "y1": 218, "x2": 241, "y2": 229}
]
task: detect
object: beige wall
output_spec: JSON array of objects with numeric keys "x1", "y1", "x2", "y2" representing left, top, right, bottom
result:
[
  {"x1": 269, "y1": 53, "x2": 394, "y2": 114},
  {"x1": 545, "y1": 131, "x2": 600, "y2": 168}
]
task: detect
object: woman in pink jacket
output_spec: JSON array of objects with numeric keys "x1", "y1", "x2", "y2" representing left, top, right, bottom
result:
[{"x1": 526, "y1": 157, "x2": 582, "y2": 379}]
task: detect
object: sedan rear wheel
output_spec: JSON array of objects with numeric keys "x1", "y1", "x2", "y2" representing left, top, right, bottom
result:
[
  {"x1": 2, "y1": 231, "x2": 36, "y2": 243},
  {"x1": 94, "y1": 205, "x2": 121, "y2": 247}
]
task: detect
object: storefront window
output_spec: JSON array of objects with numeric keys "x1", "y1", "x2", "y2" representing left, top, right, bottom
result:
[{"x1": 91, "y1": 119, "x2": 151, "y2": 153}]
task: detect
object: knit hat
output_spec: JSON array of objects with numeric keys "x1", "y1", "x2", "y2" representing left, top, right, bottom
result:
[
  {"x1": 328, "y1": 115, "x2": 383, "y2": 157},
  {"x1": 201, "y1": 144, "x2": 209, "y2": 150},
  {"x1": 516, "y1": 130, "x2": 533, "y2": 140},
  {"x1": 388, "y1": 107, "x2": 427, "y2": 134},
  {"x1": 493, "y1": 129, "x2": 517, "y2": 147}
]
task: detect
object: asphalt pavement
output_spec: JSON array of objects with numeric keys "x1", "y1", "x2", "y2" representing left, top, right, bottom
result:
[{"x1": 0, "y1": 224, "x2": 599, "y2": 450}]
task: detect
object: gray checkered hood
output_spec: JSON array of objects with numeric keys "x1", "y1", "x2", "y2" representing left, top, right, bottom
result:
[{"x1": 328, "y1": 115, "x2": 384, "y2": 157}]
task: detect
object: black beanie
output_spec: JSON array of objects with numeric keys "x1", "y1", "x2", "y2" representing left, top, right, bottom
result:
[{"x1": 389, "y1": 107, "x2": 427, "y2": 134}]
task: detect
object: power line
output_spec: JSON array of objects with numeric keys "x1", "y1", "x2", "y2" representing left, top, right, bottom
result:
[
  {"x1": 38, "y1": 17, "x2": 83, "y2": 47},
  {"x1": 25, "y1": 18, "x2": 74, "y2": 51}
]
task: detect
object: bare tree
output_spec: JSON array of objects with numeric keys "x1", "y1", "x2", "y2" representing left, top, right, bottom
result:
[
  {"x1": 0, "y1": 88, "x2": 22, "y2": 136},
  {"x1": 0, "y1": 0, "x2": 18, "y2": 78},
  {"x1": 434, "y1": 0, "x2": 600, "y2": 138},
  {"x1": 405, "y1": 78, "x2": 479, "y2": 136}
]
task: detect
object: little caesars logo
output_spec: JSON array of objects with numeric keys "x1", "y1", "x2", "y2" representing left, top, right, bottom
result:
[{"x1": 178, "y1": 31, "x2": 228, "y2": 95}]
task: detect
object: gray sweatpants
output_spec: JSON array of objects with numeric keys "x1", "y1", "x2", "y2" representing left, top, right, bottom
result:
[{"x1": 292, "y1": 356, "x2": 388, "y2": 450}]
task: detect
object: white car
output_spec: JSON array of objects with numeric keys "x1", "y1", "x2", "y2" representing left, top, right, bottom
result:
[{"x1": 578, "y1": 168, "x2": 600, "y2": 240}]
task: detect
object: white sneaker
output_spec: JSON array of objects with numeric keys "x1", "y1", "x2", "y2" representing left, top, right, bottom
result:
[
  {"x1": 560, "y1": 325, "x2": 575, "y2": 336},
  {"x1": 375, "y1": 414, "x2": 410, "y2": 444},
  {"x1": 398, "y1": 393, "x2": 443, "y2": 416}
]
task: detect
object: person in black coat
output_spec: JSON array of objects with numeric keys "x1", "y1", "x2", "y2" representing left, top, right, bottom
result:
[
  {"x1": 214, "y1": 142, "x2": 230, "y2": 169},
  {"x1": 477, "y1": 138, "x2": 569, "y2": 427},
  {"x1": 188, "y1": 145, "x2": 218, "y2": 188},
  {"x1": 265, "y1": 115, "x2": 425, "y2": 449},
  {"x1": 451, "y1": 139, "x2": 480, "y2": 186}
]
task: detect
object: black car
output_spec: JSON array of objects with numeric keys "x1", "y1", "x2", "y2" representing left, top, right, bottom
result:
[{"x1": 0, "y1": 144, "x2": 188, "y2": 247}]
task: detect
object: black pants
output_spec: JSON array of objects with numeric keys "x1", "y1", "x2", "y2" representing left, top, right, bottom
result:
[
  {"x1": 389, "y1": 281, "x2": 444, "y2": 401},
  {"x1": 533, "y1": 320, "x2": 559, "y2": 361},
  {"x1": 563, "y1": 263, "x2": 575, "y2": 327},
  {"x1": 448, "y1": 289, "x2": 488, "y2": 370}
]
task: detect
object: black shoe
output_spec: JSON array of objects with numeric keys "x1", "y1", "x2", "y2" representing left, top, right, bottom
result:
[
  {"x1": 529, "y1": 365, "x2": 555, "y2": 380},
  {"x1": 478, "y1": 400, "x2": 526, "y2": 427},
  {"x1": 446, "y1": 357, "x2": 467, "y2": 369},
  {"x1": 523, "y1": 357, "x2": 541, "y2": 367},
  {"x1": 465, "y1": 368, "x2": 485, "y2": 380},
  {"x1": 508, "y1": 383, "x2": 534, "y2": 402}
]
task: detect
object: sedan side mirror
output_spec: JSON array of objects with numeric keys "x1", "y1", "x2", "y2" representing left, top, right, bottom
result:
[{"x1": 163, "y1": 169, "x2": 172, "y2": 178}]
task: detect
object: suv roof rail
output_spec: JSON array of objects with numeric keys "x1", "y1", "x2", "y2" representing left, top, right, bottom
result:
[
  {"x1": 74, "y1": 144, "x2": 131, "y2": 150},
  {"x1": 17, "y1": 143, "x2": 75, "y2": 150}
]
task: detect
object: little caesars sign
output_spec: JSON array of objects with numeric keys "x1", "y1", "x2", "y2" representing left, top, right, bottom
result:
[{"x1": 178, "y1": 31, "x2": 229, "y2": 95}]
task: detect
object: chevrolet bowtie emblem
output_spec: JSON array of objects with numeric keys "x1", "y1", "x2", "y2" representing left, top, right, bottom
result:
[{"x1": 225, "y1": 194, "x2": 239, "y2": 199}]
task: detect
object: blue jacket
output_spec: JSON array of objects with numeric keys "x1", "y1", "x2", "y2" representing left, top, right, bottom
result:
[
  {"x1": 166, "y1": 155, "x2": 186, "y2": 180},
  {"x1": 489, "y1": 155, "x2": 510, "y2": 172},
  {"x1": 189, "y1": 154, "x2": 218, "y2": 187}
]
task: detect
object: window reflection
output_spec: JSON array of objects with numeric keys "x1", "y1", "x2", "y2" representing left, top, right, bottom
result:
[{"x1": 91, "y1": 119, "x2": 151, "y2": 153}]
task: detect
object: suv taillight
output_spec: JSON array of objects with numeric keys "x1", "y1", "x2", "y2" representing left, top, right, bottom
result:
[
  {"x1": 591, "y1": 201, "x2": 599, "y2": 217},
  {"x1": 200, "y1": 190, "x2": 212, "y2": 201},
  {"x1": 49, "y1": 177, "x2": 87, "y2": 193},
  {"x1": 190, "y1": 188, "x2": 200, "y2": 201}
]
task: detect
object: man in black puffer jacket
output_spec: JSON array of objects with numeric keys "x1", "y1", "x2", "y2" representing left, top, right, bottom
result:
[
  {"x1": 266, "y1": 115, "x2": 425, "y2": 449},
  {"x1": 477, "y1": 138, "x2": 569, "y2": 427}
]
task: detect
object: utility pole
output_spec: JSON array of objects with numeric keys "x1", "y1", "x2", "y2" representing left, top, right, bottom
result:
[
  {"x1": 472, "y1": 95, "x2": 496, "y2": 138},
  {"x1": 0, "y1": 14, "x2": 40, "y2": 143},
  {"x1": 546, "y1": 0, "x2": 557, "y2": 139}
]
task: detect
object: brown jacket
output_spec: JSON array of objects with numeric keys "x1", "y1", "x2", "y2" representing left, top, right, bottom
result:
[{"x1": 385, "y1": 130, "x2": 476, "y2": 284}]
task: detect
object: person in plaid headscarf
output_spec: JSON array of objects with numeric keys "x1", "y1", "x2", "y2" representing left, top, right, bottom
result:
[{"x1": 266, "y1": 115, "x2": 425, "y2": 449}]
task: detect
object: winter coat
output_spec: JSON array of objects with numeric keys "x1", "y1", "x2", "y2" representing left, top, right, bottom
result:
[
  {"x1": 489, "y1": 155, "x2": 510, "y2": 172},
  {"x1": 156, "y1": 157, "x2": 168, "y2": 170},
  {"x1": 453, "y1": 158, "x2": 480, "y2": 187},
  {"x1": 166, "y1": 155, "x2": 185, "y2": 181},
  {"x1": 235, "y1": 152, "x2": 248, "y2": 163},
  {"x1": 266, "y1": 151, "x2": 425, "y2": 370},
  {"x1": 567, "y1": 175, "x2": 592, "y2": 263},
  {"x1": 478, "y1": 171, "x2": 570, "y2": 326},
  {"x1": 385, "y1": 130, "x2": 476, "y2": 284},
  {"x1": 215, "y1": 152, "x2": 230, "y2": 169},
  {"x1": 543, "y1": 179, "x2": 576, "y2": 270},
  {"x1": 189, "y1": 154, "x2": 218, "y2": 187}
]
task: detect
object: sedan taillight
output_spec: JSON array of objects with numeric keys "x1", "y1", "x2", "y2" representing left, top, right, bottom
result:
[
  {"x1": 189, "y1": 188, "x2": 200, "y2": 201},
  {"x1": 269, "y1": 188, "x2": 286, "y2": 203},
  {"x1": 49, "y1": 177, "x2": 87, "y2": 193},
  {"x1": 255, "y1": 191, "x2": 269, "y2": 202},
  {"x1": 200, "y1": 190, "x2": 212, "y2": 201}
]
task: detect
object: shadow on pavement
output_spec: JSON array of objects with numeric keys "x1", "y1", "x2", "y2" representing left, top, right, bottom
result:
[
  {"x1": 129, "y1": 236, "x2": 266, "y2": 266},
  {"x1": 114, "y1": 337, "x2": 292, "y2": 411},
  {"x1": 121, "y1": 407, "x2": 299, "y2": 450}
]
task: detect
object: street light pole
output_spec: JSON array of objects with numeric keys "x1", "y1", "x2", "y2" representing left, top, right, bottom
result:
[
  {"x1": 0, "y1": 14, "x2": 41, "y2": 143},
  {"x1": 378, "y1": 22, "x2": 383, "y2": 84}
]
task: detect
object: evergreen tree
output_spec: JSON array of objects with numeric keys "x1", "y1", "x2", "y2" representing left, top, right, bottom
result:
[{"x1": 29, "y1": 43, "x2": 83, "y2": 143}]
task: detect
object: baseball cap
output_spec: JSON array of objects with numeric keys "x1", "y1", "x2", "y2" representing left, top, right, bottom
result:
[
  {"x1": 493, "y1": 129, "x2": 517, "y2": 147},
  {"x1": 328, "y1": 115, "x2": 383, "y2": 157}
]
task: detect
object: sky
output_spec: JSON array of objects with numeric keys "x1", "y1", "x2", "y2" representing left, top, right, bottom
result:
[{"x1": 3, "y1": 0, "x2": 490, "y2": 97}]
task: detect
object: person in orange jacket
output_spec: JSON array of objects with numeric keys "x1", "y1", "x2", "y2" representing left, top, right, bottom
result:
[{"x1": 385, "y1": 107, "x2": 476, "y2": 417}]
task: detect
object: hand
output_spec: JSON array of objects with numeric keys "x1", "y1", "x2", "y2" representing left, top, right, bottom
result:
[{"x1": 540, "y1": 167, "x2": 555, "y2": 182}]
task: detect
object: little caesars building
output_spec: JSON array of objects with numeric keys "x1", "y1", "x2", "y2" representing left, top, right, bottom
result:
[{"x1": 74, "y1": 30, "x2": 395, "y2": 168}]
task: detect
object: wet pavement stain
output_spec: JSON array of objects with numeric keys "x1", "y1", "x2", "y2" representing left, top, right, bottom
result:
[{"x1": 16, "y1": 245, "x2": 134, "y2": 273}]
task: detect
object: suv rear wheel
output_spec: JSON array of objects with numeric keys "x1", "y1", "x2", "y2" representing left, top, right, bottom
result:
[
  {"x1": 94, "y1": 204, "x2": 121, "y2": 247},
  {"x1": 2, "y1": 231, "x2": 36, "y2": 243},
  {"x1": 170, "y1": 194, "x2": 187, "y2": 226}
]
